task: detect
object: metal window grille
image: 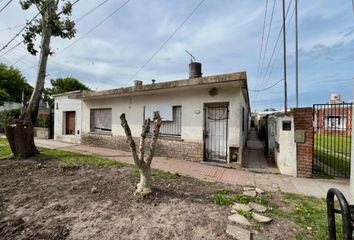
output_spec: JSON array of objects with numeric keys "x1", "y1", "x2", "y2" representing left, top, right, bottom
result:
[
  {"x1": 90, "y1": 108, "x2": 112, "y2": 132},
  {"x1": 147, "y1": 106, "x2": 181, "y2": 137}
]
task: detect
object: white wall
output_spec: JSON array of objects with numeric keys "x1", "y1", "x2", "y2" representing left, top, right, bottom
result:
[
  {"x1": 268, "y1": 115, "x2": 297, "y2": 176},
  {"x1": 54, "y1": 95, "x2": 82, "y2": 144},
  {"x1": 81, "y1": 84, "x2": 246, "y2": 159}
]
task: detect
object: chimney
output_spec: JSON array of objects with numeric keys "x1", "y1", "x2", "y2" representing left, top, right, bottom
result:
[
  {"x1": 151, "y1": 79, "x2": 156, "y2": 84},
  {"x1": 189, "y1": 62, "x2": 202, "y2": 79},
  {"x1": 134, "y1": 80, "x2": 143, "y2": 90}
]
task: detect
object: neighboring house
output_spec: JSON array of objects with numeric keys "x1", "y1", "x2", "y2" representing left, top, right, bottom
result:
[
  {"x1": 54, "y1": 64, "x2": 250, "y2": 166},
  {"x1": 314, "y1": 93, "x2": 352, "y2": 137}
]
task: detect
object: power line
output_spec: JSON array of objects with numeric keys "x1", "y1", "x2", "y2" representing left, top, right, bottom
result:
[
  {"x1": 55, "y1": 0, "x2": 131, "y2": 56},
  {"x1": 262, "y1": 5, "x2": 295, "y2": 90},
  {"x1": 0, "y1": 0, "x2": 81, "y2": 54},
  {"x1": 0, "y1": 23, "x2": 25, "y2": 32},
  {"x1": 249, "y1": 79, "x2": 283, "y2": 92},
  {"x1": 0, "y1": 0, "x2": 13, "y2": 13},
  {"x1": 257, "y1": 0, "x2": 293, "y2": 92},
  {"x1": 75, "y1": 0, "x2": 110, "y2": 23},
  {"x1": 253, "y1": 0, "x2": 293, "y2": 106},
  {"x1": 124, "y1": 0, "x2": 206, "y2": 86},
  {"x1": 255, "y1": 0, "x2": 269, "y2": 92},
  {"x1": 259, "y1": 0, "x2": 277, "y2": 85}
]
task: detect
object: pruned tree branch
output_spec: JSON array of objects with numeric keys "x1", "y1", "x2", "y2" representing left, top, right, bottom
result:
[
  {"x1": 146, "y1": 112, "x2": 161, "y2": 166},
  {"x1": 139, "y1": 118, "x2": 150, "y2": 163},
  {"x1": 120, "y1": 113, "x2": 143, "y2": 169}
]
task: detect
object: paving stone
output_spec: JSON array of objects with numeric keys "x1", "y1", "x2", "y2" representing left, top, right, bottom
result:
[
  {"x1": 228, "y1": 214, "x2": 251, "y2": 226},
  {"x1": 255, "y1": 187, "x2": 264, "y2": 194},
  {"x1": 252, "y1": 213, "x2": 273, "y2": 223},
  {"x1": 243, "y1": 186, "x2": 255, "y2": 191},
  {"x1": 226, "y1": 224, "x2": 251, "y2": 240},
  {"x1": 232, "y1": 203, "x2": 252, "y2": 212},
  {"x1": 243, "y1": 190, "x2": 257, "y2": 197},
  {"x1": 249, "y1": 202, "x2": 267, "y2": 213}
]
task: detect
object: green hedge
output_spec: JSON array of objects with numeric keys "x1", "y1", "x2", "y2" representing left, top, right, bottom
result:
[
  {"x1": 36, "y1": 116, "x2": 49, "y2": 128},
  {"x1": 0, "y1": 109, "x2": 20, "y2": 128}
]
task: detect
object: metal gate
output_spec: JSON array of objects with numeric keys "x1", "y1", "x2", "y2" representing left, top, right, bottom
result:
[
  {"x1": 313, "y1": 103, "x2": 352, "y2": 178},
  {"x1": 203, "y1": 103, "x2": 229, "y2": 163}
]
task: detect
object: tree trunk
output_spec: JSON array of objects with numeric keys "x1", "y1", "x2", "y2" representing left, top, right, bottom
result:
[
  {"x1": 6, "y1": 2, "x2": 53, "y2": 158},
  {"x1": 136, "y1": 167, "x2": 152, "y2": 195},
  {"x1": 5, "y1": 122, "x2": 38, "y2": 158}
]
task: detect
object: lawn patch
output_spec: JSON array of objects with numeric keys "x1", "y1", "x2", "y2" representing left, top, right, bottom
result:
[{"x1": 0, "y1": 138, "x2": 11, "y2": 158}]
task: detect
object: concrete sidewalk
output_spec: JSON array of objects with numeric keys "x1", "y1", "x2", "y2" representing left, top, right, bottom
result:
[{"x1": 35, "y1": 138, "x2": 352, "y2": 201}]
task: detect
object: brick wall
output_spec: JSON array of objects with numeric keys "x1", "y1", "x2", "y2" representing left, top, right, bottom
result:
[
  {"x1": 294, "y1": 108, "x2": 313, "y2": 178},
  {"x1": 82, "y1": 133, "x2": 203, "y2": 162}
]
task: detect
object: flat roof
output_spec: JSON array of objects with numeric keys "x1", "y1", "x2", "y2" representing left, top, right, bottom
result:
[{"x1": 69, "y1": 71, "x2": 248, "y2": 100}]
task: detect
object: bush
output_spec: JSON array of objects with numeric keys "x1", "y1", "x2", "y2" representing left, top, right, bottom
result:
[
  {"x1": 0, "y1": 109, "x2": 20, "y2": 129},
  {"x1": 36, "y1": 116, "x2": 49, "y2": 128}
]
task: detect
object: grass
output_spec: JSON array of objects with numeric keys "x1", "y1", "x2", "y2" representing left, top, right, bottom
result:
[
  {"x1": 314, "y1": 147, "x2": 350, "y2": 178},
  {"x1": 130, "y1": 168, "x2": 180, "y2": 179},
  {"x1": 268, "y1": 193, "x2": 343, "y2": 240},
  {"x1": 314, "y1": 133, "x2": 351, "y2": 155},
  {"x1": 211, "y1": 189, "x2": 343, "y2": 240},
  {"x1": 0, "y1": 138, "x2": 11, "y2": 158},
  {"x1": 35, "y1": 149, "x2": 129, "y2": 169}
]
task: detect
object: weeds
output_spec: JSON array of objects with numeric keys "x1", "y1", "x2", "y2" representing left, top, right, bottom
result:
[{"x1": 212, "y1": 193, "x2": 233, "y2": 205}]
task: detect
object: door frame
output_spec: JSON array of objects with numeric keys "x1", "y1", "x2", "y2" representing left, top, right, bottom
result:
[{"x1": 203, "y1": 102, "x2": 229, "y2": 163}]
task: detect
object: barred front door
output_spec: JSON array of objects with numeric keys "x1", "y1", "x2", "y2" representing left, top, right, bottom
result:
[{"x1": 204, "y1": 103, "x2": 229, "y2": 163}]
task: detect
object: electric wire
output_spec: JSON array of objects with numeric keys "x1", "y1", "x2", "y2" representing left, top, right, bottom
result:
[
  {"x1": 75, "y1": 0, "x2": 110, "y2": 23},
  {"x1": 249, "y1": 78, "x2": 283, "y2": 92},
  {"x1": 255, "y1": 0, "x2": 269, "y2": 93},
  {"x1": 0, "y1": 0, "x2": 13, "y2": 13},
  {"x1": 0, "y1": 0, "x2": 81, "y2": 54},
  {"x1": 259, "y1": 0, "x2": 277, "y2": 85},
  {"x1": 124, "y1": 0, "x2": 206, "y2": 86},
  {"x1": 55, "y1": 0, "x2": 131, "y2": 56},
  {"x1": 8, "y1": 0, "x2": 110, "y2": 68},
  {"x1": 254, "y1": 0, "x2": 293, "y2": 104}
]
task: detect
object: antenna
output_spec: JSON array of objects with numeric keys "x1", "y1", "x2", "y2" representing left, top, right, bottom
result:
[{"x1": 185, "y1": 50, "x2": 196, "y2": 63}]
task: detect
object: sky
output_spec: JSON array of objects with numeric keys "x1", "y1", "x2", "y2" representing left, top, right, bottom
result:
[{"x1": 0, "y1": 0, "x2": 353, "y2": 112}]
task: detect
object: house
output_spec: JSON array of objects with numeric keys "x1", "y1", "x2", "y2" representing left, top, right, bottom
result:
[
  {"x1": 314, "y1": 93, "x2": 352, "y2": 137},
  {"x1": 53, "y1": 63, "x2": 250, "y2": 166}
]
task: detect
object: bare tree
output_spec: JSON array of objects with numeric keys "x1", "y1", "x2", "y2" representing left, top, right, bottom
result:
[
  {"x1": 120, "y1": 112, "x2": 161, "y2": 195},
  {"x1": 6, "y1": 0, "x2": 76, "y2": 157}
]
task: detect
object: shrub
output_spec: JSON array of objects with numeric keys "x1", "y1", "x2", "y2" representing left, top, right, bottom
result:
[
  {"x1": 36, "y1": 115, "x2": 49, "y2": 128},
  {"x1": 0, "y1": 109, "x2": 20, "y2": 129}
]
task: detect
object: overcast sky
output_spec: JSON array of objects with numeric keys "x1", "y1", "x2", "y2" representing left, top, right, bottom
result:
[{"x1": 0, "y1": 0, "x2": 353, "y2": 111}]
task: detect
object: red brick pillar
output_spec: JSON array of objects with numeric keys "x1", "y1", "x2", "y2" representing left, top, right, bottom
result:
[{"x1": 294, "y1": 108, "x2": 313, "y2": 178}]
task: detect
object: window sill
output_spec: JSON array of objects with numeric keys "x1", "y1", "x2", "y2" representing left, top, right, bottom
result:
[
  {"x1": 88, "y1": 132, "x2": 113, "y2": 136},
  {"x1": 148, "y1": 135, "x2": 184, "y2": 141}
]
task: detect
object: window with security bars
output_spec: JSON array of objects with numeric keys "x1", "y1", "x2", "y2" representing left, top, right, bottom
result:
[
  {"x1": 147, "y1": 106, "x2": 182, "y2": 137},
  {"x1": 90, "y1": 108, "x2": 112, "y2": 133}
]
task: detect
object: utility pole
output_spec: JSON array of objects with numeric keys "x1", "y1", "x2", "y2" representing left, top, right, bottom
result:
[
  {"x1": 295, "y1": 0, "x2": 299, "y2": 108},
  {"x1": 283, "y1": 0, "x2": 288, "y2": 114}
]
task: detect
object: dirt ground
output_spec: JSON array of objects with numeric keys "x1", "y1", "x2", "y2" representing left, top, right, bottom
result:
[{"x1": 0, "y1": 158, "x2": 298, "y2": 240}]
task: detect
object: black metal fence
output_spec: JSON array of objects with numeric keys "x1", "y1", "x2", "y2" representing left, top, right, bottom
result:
[{"x1": 313, "y1": 103, "x2": 352, "y2": 178}]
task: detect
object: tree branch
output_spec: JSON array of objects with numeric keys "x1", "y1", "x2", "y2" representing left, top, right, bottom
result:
[
  {"x1": 146, "y1": 111, "x2": 161, "y2": 166},
  {"x1": 139, "y1": 118, "x2": 150, "y2": 163},
  {"x1": 120, "y1": 113, "x2": 144, "y2": 169}
]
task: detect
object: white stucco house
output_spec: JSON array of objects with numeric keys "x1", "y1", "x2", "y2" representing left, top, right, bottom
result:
[{"x1": 53, "y1": 66, "x2": 250, "y2": 166}]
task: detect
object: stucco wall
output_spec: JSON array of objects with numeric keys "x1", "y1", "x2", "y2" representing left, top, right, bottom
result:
[
  {"x1": 54, "y1": 95, "x2": 82, "y2": 144},
  {"x1": 80, "y1": 84, "x2": 244, "y2": 162},
  {"x1": 268, "y1": 115, "x2": 297, "y2": 176}
]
